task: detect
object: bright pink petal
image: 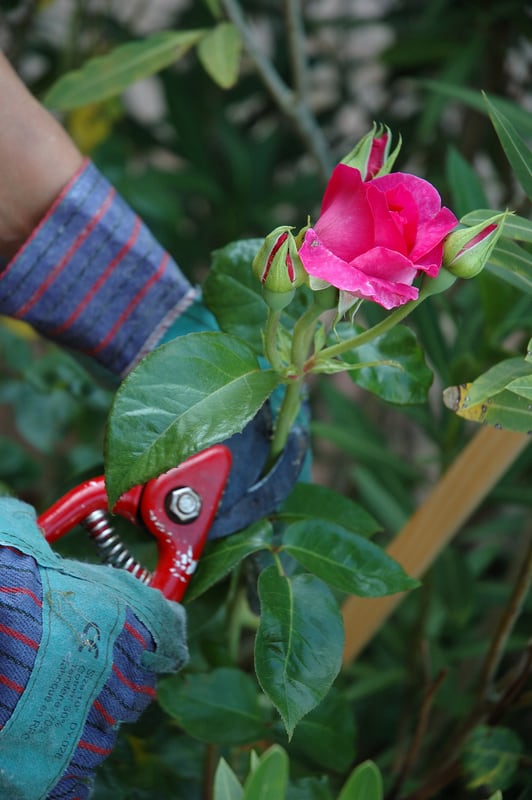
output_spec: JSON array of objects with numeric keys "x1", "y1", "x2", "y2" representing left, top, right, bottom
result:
[
  {"x1": 414, "y1": 242, "x2": 444, "y2": 277},
  {"x1": 299, "y1": 228, "x2": 357, "y2": 286},
  {"x1": 351, "y1": 247, "x2": 418, "y2": 284},
  {"x1": 299, "y1": 230, "x2": 418, "y2": 310},
  {"x1": 303, "y1": 167, "x2": 458, "y2": 310},
  {"x1": 365, "y1": 183, "x2": 409, "y2": 255},
  {"x1": 381, "y1": 183, "x2": 419, "y2": 253},
  {"x1": 361, "y1": 278, "x2": 418, "y2": 309},
  {"x1": 366, "y1": 133, "x2": 389, "y2": 179},
  {"x1": 340, "y1": 277, "x2": 418, "y2": 310},
  {"x1": 314, "y1": 165, "x2": 374, "y2": 261},
  {"x1": 372, "y1": 172, "x2": 443, "y2": 223},
  {"x1": 410, "y1": 206, "x2": 458, "y2": 262},
  {"x1": 460, "y1": 223, "x2": 497, "y2": 253},
  {"x1": 319, "y1": 164, "x2": 363, "y2": 215}
]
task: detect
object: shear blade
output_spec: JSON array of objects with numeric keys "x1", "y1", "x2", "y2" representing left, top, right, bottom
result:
[{"x1": 207, "y1": 424, "x2": 308, "y2": 540}]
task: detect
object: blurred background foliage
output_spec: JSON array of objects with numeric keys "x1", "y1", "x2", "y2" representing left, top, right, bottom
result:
[{"x1": 0, "y1": 1, "x2": 531, "y2": 798}]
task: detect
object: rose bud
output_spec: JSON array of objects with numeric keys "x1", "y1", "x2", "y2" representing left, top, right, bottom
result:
[
  {"x1": 253, "y1": 226, "x2": 306, "y2": 310},
  {"x1": 341, "y1": 123, "x2": 402, "y2": 180},
  {"x1": 443, "y1": 211, "x2": 508, "y2": 279}
]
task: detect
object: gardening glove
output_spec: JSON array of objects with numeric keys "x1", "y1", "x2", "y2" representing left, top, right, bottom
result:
[{"x1": 0, "y1": 497, "x2": 188, "y2": 800}]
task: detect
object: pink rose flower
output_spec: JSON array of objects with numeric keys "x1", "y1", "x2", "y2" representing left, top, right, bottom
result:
[{"x1": 298, "y1": 164, "x2": 458, "y2": 310}]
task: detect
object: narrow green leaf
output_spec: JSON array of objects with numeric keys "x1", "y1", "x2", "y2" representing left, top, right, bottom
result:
[
  {"x1": 462, "y1": 210, "x2": 532, "y2": 244},
  {"x1": 411, "y1": 296, "x2": 452, "y2": 384},
  {"x1": 279, "y1": 483, "x2": 381, "y2": 538},
  {"x1": 462, "y1": 725, "x2": 523, "y2": 792},
  {"x1": 506, "y1": 373, "x2": 532, "y2": 400},
  {"x1": 446, "y1": 146, "x2": 488, "y2": 216},
  {"x1": 214, "y1": 759, "x2": 244, "y2": 800},
  {"x1": 421, "y1": 80, "x2": 532, "y2": 137},
  {"x1": 487, "y1": 239, "x2": 532, "y2": 294},
  {"x1": 243, "y1": 746, "x2": 289, "y2": 800},
  {"x1": 44, "y1": 30, "x2": 206, "y2": 110},
  {"x1": 340, "y1": 324, "x2": 433, "y2": 404},
  {"x1": 351, "y1": 464, "x2": 410, "y2": 531},
  {"x1": 452, "y1": 358, "x2": 532, "y2": 408},
  {"x1": 310, "y1": 419, "x2": 420, "y2": 480},
  {"x1": 197, "y1": 22, "x2": 242, "y2": 89},
  {"x1": 105, "y1": 332, "x2": 279, "y2": 506},
  {"x1": 282, "y1": 520, "x2": 419, "y2": 597},
  {"x1": 433, "y1": 548, "x2": 475, "y2": 629},
  {"x1": 416, "y1": 42, "x2": 485, "y2": 142},
  {"x1": 186, "y1": 520, "x2": 274, "y2": 602},
  {"x1": 486, "y1": 262, "x2": 531, "y2": 294},
  {"x1": 203, "y1": 0, "x2": 222, "y2": 17},
  {"x1": 344, "y1": 666, "x2": 405, "y2": 702},
  {"x1": 337, "y1": 761, "x2": 383, "y2": 800},
  {"x1": 157, "y1": 668, "x2": 267, "y2": 745},
  {"x1": 255, "y1": 567, "x2": 343, "y2": 737},
  {"x1": 443, "y1": 383, "x2": 532, "y2": 434},
  {"x1": 483, "y1": 92, "x2": 532, "y2": 200},
  {"x1": 251, "y1": 753, "x2": 264, "y2": 776}
]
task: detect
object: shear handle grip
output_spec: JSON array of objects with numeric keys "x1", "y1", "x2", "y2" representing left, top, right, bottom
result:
[{"x1": 38, "y1": 478, "x2": 142, "y2": 543}]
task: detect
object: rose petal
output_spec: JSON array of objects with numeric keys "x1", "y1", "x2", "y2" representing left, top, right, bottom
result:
[
  {"x1": 299, "y1": 228, "x2": 358, "y2": 286},
  {"x1": 381, "y1": 183, "x2": 419, "y2": 253},
  {"x1": 366, "y1": 132, "x2": 389, "y2": 179},
  {"x1": 340, "y1": 278, "x2": 418, "y2": 310},
  {"x1": 302, "y1": 166, "x2": 457, "y2": 310},
  {"x1": 414, "y1": 242, "x2": 444, "y2": 277},
  {"x1": 299, "y1": 230, "x2": 418, "y2": 310},
  {"x1": 365, "y1": 183, "x2": 409, "y2": 255},
  {"x1": 461, "y1": 224, "x2": 497, "y2": 252},
  {"x1": 372, "y1": 172, "x2": 443, "y2": 223},
  {"x1": 314, "y1": 165, "x2": 375, "y2": 261},
  {"x1": 351, "y1": 246, "x2": 418, "y2": 284},
  {"x1": 410, "y1": 206, "x2": 458, "y2": 263}
]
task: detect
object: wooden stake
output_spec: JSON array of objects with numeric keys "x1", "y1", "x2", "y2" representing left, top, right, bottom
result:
[{"x1": 342, "y1": 427, "x2": 530, "y2": 665}]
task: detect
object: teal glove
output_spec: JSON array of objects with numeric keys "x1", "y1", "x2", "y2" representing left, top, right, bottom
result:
[{"x1": 0, "y1": 498, "x2": 188, "y2": 799}]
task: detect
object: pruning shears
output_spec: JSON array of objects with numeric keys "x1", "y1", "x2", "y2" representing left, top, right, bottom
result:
[{"x1": 38, "y1": 406, "x2": 308, "y2": 602}]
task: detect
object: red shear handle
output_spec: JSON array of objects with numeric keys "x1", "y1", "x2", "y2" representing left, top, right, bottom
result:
[
  {"x1": 38, "y1": 479, "x2": 142, "y2": 543},
  {"x1": 140, "y1": 446, "x2": 232, "y2": 601},
  {"x1": 38, "y1": 445, "x2": 232, "y2": 602}
]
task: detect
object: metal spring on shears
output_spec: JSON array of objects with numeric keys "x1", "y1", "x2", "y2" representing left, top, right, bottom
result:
[{"x1": 82, "y1": 509, "x2": 152, "y2": 585}]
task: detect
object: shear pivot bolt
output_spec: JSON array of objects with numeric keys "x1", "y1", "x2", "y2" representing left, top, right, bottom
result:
[{"x1": 167, "y1": 487, "x2": 202, "y2": 523}]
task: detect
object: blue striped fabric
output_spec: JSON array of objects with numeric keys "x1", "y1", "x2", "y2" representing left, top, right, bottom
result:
[
  {"x1": 0, "y1": 545, "x2": 159, "y2": 800},
  {"x1": 0, "y1": 159, "x2": 197, "y2": 375},
  {"x1": 50, "y1": 607, "x2": 157, "y2": 800},
  {"x1": 0, "y1": 160, "x2": 194, "y2": 796},
  {"x1": 0, "y1": 547, "x2": 42, "y2": 730}
]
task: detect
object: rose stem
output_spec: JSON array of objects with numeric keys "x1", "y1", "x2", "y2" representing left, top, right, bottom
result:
[
  {"x1": 264, "y1": 308, "x2": 283, "y2": 371},
  {"x1": 314, "y1": 296, "x2": 423, "y2": 364},
  {"x1": 269, "y1": 301, "x2": 324, "y2": 461},
  {"x1": 221, "y1": 0, "x2": 333, "y2": 182},
  {"x1": 285, "y1": 0, "x2": 309, "y2": 104},
  {"x1": 312, "y1": 269, "x2": 456, "y2": 366}
]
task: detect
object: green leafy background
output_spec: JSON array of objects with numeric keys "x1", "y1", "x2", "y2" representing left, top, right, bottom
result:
[{"x1": 1, "y1": 1, "x2": 531, "y2": 798}]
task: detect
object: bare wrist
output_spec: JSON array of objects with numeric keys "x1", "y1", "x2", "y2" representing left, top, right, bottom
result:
[{"x1": 0, "y1": 54, "x2": 83, "y2": 260}]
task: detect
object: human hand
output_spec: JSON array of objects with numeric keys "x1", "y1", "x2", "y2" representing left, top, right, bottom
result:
[
  {"x1": 0, "y1": 53, "x2": 82, "y2": 261},
  {"x1": 0, "y1": 498, "x2": 188, "y2": 799}
]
